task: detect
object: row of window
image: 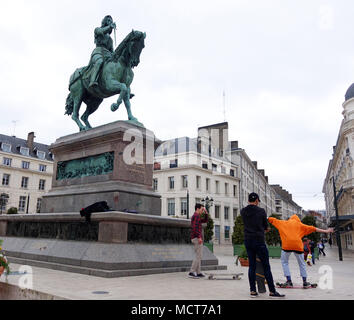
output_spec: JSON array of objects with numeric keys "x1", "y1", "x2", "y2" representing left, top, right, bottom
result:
[
  {"x1": 155, "y1": 160, "x2": 238, "y2": 177},
  {"x1": 2, "y1": 157, "x2": 47, "y2": 172},
  {"x1": 166, "y1": 198, "x2": 238, "y2": 220},
  {"x1": 1, "y1": 143, "x2": 47, "y2": 160},
  {"x1": 2, "y1": 174, "x2": 46, "y2": 190},
  {"x1": 154, "y1": 175, "x2": 238, "y2": 197},
  {"x1": 0, "y1": 195, "x2": 42, "y2": 213}
]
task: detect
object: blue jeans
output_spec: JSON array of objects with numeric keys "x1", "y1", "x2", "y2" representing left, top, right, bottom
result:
[
  {"x1": 244, "y1": 238, "x2": 276, "y2": 293},
  {"x1": 281, "y1": 250, "x2": 307, "y2": 279}
]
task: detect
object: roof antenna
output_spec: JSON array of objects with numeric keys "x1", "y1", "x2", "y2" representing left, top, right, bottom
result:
[
  {"x1": 223, "y1": 91, "x2": 226, "y2": 122},
  {"x1": 12, "y1": 120, "x2": 19, "y2": 137}
]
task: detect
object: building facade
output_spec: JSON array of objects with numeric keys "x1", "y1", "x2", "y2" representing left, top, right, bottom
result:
[
  {"x1": 271, "y1": 184, "x2": 302, "y2": 219},
  {"x1": 0, "y1": 132, "x2": 54, "y2": 214},
  {"x1": 153, "y1": 131, "x2": 241, "y2": 245},
  {"x1": 229, "y1": 145, "x2": 277, "y2": 216},
  {"x1": 153, "y1": 122, "x2": 300, "y2": 244},
  {"x1": 323, "y1": 84, "x2": 354, "y2": 251}
]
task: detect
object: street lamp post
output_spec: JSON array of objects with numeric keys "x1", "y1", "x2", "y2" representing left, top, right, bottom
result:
[
  {"x1": 26, "y1": 193, "x2": 31, "y2": 214},
  {"x1": 187, "y1": 190, "x2": 190, "y2": 219},
  {"x1": 332, "y1": 177, "x2": 343, "y2": 261},
  {"x1": 201, "y1": 196, "x2": 214, "y2": 215}
]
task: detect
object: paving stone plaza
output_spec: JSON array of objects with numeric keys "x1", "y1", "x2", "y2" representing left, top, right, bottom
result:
[{"x1": 1, "y1": 245, "x2": 353, "y2": 301}]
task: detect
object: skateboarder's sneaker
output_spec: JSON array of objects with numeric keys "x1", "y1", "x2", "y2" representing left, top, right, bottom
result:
[
  {"x1": 197, "y1": 273, "x2": 206, "y2": 278},
  {"x1": 188, "y1": 272, "x2": 199, "y2": 279},
  {"x1": 276, "y1": 281, "x2": 293, "y2": 288},
  {"x1": 269, "y1": 291, "x2": 286, "y2": 298},
  {"x1": 250, "y1": 291, "x2": 259, "y2": 298},
  {"x1": 303, "y1": 281, "x2": 312, "y2": 289},
  {"x1": 284, "y1": 280, "x2": 293, "y2": 288}
]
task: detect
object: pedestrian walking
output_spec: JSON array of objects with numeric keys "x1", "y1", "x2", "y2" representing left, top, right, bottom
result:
[
  {"x1": 318, "y1": 240, "x2": 326, "y2": 256},
  {"x1": 303, "y1": 238, "x2": 311, "y2": 265},
  {"x1": 268, "y1": 215, "x2": 334, "y2": 288},
  {"x1": 309, "y1": 239, "x2": 316, "y2": 265},
  {"x1": 328, "y1": 237, "x2": 333, "y2": 248},
  {"x1": 241, "y1": 193, "x2": 285, "y2": 298},
  {"x1": 188, "y1": 203, "x2": 208, "y2": 279}
]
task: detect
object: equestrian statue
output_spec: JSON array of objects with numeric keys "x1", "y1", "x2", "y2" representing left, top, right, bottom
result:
[{"x1": 65, "y1": 15, "x2": 146, "y2": 131}]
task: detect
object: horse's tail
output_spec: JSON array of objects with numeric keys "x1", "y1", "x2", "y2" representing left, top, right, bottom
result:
[
  {"x1": 65, "y1": 67, "x2": 86, "y2": 116},
  {"x1": 65, "y1": 93, "x2": 74, "y2": 116}
]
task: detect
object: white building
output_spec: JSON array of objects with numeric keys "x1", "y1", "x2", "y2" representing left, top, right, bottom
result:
[
  {"x1": 323, "y1": 84, "x2": 354, "y2": 251},
  {"x1": 153, "y1": 137, "x2": 240, "y2": 244},
  {"x1": 153, "y1": 122, "x2": 294, "y2": 244},
  {"x1": 0, "y1": 132, "x2": 54, "y2": 214}
]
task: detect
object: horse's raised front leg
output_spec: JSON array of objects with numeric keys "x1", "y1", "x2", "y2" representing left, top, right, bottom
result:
[
  {"x1": 110, "y1": 82, "x2": 128, "y2": 112},
  {"x1": 123, "y1": 87, "x2": 137, "y2": 121}
]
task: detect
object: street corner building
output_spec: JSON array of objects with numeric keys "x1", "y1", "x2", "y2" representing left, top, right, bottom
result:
[{"x1": 323, "y1": 84, "x2": 354, "y2": 251}]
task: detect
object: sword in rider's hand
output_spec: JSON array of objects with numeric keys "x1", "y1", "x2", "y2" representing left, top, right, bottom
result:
[{"x1": 113, "y1": 22, "x2": 117, "y2": 47}]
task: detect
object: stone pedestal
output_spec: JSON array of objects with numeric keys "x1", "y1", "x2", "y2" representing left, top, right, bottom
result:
[
  {"x1": 0, "y1": 212, "x2": 226, "y2": 278},
  {"x1": 41, "y1": 121, "x2": 161, "y2": 215}
]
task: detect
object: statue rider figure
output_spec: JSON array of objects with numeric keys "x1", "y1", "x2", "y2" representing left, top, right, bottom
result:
[{"x1": 88, "y1": 15, "x2": 116, "y2": 89}]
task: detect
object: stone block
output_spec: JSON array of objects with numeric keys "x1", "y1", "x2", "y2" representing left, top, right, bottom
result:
[{"x1": 98, "y1": 221, "x2": 128, "y2": 243}]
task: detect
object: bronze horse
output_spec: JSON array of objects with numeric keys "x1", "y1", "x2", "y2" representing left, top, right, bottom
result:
[{"x1": 65, "y1": 30, "x2": 146, "y2": 131}]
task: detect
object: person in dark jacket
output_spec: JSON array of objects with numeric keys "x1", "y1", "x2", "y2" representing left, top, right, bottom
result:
[{"x1": 241, "y1": 193, "x2": 285, "y2": 298}]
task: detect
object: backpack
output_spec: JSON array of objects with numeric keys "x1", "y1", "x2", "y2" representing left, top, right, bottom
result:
[{"x1": 80, "y1": 201, "x2": 111, "y2": 222}]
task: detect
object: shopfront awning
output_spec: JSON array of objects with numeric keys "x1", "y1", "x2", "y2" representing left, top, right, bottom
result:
[{"x1": 329, "y1": 215, "x2": 354, "y2": 230}]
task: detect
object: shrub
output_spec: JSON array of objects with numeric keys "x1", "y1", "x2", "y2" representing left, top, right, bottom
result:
[
  {"x1": 232, "y1": 215, "x2": 244, "y2": 245},
  {"x1": 7, "y1": 207, "x2": 18, "y2": 215},
  {"x1": 203, "y1": 213, "x2": 214, "y2": 243},
  {"x1": 239, "y1": 244, "x2": 248, "y2": 259},
  {"x1": 266, "y1": 214, "x2": 282, "y2": 246}
]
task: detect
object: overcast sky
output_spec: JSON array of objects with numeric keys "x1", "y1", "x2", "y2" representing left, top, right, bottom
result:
[{"x1": 0, "y1": 0, "x2": 352, "y2": 211}]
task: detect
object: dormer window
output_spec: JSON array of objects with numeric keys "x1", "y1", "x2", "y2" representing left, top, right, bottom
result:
[
  {"x1": 20, "y1": 147, "x2": 30, "y2": 156},
  {"x1": 1, "y1": 143, "x2": 11, "y2": 153},
  {"x1": 37, "y1": 150, "x2": 46, "y2": 160}
]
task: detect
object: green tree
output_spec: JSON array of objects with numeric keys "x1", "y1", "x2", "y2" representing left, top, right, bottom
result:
[
  {"x1": 265, "y1": 214, "x2": 282, "y2": 246},
  {"x1": 301, "y1": 215, "x2": 320, "y2": 243},
  {"x1": 204, "y1": 213, "x2": 214, "y2": 242},
  {"x1": 232, "y1": 215, "x2": 244, "y2": 245}
]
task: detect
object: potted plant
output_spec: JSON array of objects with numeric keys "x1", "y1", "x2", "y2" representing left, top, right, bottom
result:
[
  {"x1": 0, "y1": 240, "x2": 10, "y2": 276},
  {"x1": 236, "y1": 245, "x2": 249, "y2": 267}
]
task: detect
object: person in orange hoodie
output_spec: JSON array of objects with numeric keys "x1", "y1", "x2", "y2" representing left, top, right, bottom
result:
[{"x1": 268, "y1": 215, "x2": 333, "y2": 288}]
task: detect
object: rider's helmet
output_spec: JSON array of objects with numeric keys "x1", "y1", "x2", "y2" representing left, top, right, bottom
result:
[{"x1": 101, "y1": 15, "x2": 113, "y2": 27}]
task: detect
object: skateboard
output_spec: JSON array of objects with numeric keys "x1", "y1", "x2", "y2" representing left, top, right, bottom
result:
[
  {"x1": 205, "y1": 272, "x2": 243, "y2": 280},
  {"x1": 256, "y1": 257, "x2": 267, "y2": 293},
  {"x1": 276, "y1": 282, "x2": 318, "y2": 289}
]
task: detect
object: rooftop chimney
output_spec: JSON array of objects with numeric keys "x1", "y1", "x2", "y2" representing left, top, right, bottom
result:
[
  {"x1": 27, "y1": 132, "x2": 35, "y2": 151},
  {"x1": 231, "y1": 141, "x2": 239, "y2": 150}
]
